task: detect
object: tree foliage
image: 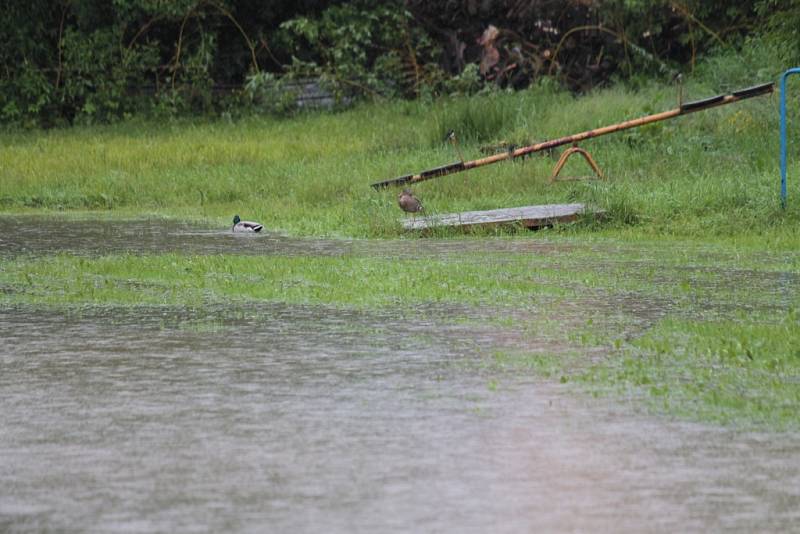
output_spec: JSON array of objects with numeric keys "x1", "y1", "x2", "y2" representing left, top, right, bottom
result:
[{"x1": 0, "y1": 0, "x2": 797, "y2": 127}]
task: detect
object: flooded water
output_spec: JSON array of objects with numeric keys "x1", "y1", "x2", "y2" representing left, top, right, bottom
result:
[
  {"x1": 2, "y1": 218, "x2": 799, "y2": 532},
  {"x1": 0, "y1": 216, "x2": 567, "y2": 258}
]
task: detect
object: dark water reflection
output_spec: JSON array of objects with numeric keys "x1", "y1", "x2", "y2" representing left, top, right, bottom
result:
[{"x1": 1, "y1": 304, "x2": 799, "y2": 533}]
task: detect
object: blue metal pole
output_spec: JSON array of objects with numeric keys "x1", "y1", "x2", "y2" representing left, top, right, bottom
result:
[{"x1": 780, "y1": 68, "x2": 800, "y2": 208}]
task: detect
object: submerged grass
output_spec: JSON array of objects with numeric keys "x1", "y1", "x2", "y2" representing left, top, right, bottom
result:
[
  {"x1": 2, "y1": 239, "x2": 796, "y2": 309},
  {"x1": 581, "y1": 312, "x2": 800, "y2": 429},
  {"x1": 0, "y1": 252, "x2": 570, "y2": 307},
  {"x1": 1, "y1": 240, "x2": 798, "y2": 429}
]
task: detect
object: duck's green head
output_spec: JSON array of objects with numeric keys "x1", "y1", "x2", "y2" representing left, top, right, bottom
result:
[{"x1": 233, "y1": 215, "x2": 241, "y2": 225}]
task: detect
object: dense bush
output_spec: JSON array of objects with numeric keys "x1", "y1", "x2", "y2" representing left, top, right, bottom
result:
[{"x1": 1, "y1": 0, "x2": 798, "y2": 127}]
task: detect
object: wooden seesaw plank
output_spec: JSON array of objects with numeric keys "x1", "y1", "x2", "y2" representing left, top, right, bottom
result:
[{"x1": 402, "y1": 203, "x2": 601, "y2": 231}]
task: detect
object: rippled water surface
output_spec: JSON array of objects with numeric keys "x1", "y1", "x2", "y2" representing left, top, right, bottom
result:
[
  {"x1": 1, "y1": 218, "x2": 799, "y2": 532},
  {"x1": 0, "y1": 216, "x2": 568, "y2": 258}
]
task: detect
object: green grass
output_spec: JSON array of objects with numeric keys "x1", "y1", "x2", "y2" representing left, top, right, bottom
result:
[
  {"x1": 2, "y1": 238, "x2": 795, "y2": 307},
  {"x1": 2, "y1": 80, "x2": 799, "y2": 240},
  {"x1": 0, "y1": 252, "x2": 570, "y2": 307},
  {"x1": 581, "y1": 312, "x2": 800, "y2": 429}
]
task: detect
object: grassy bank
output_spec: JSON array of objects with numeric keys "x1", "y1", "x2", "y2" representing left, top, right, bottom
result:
[{"x1": 2, "y1": 78, "x2": 798, "y2": 240}]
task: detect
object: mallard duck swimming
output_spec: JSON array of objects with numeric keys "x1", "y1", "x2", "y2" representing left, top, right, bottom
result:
[
  {"x1": 398, "y1": 189, "x2": 423, "y2": 214},
  {"x1": 232, "y1": 215, "x2": 263, "y2": 233}
]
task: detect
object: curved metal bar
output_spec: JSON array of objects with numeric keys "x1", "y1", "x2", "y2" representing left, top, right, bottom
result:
[{"x1": 550, "y1": 146, "x2": 604, "y2": 182}]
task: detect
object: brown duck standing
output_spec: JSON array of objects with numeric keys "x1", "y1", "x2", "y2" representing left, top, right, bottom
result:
[{"x1": 398, "y1": 189, "x2": 423, "y2": 214}]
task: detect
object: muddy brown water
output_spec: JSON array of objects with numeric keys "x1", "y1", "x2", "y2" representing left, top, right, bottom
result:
[{"x1": 1, "y1": 217, "x2": 799, "y2": 532}]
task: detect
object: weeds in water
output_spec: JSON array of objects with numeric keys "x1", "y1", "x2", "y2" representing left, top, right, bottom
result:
[
  {"x1": 0, "y1": 233, "x2": 797, "y2": 428},
  {"x1": 580, "y1": 311, "x2": 800, "y2": 429}
]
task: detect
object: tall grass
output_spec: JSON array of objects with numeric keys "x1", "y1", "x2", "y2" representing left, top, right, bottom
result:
[{"x1": 1, "y1": 67, "x2": 798, "y2": 240}]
